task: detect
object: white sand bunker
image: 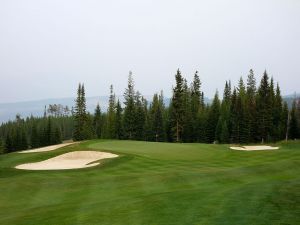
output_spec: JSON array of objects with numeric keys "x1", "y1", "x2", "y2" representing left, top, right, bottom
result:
[
  {"x1": 15, "y1": 151, "x2": 118, "y2": 170},
  {"x1": 19, "y1": 143, "x2": 76, "y2": 154},
  {"x1": 230, "y1": 145, "x2": 279, "y2": 151}
]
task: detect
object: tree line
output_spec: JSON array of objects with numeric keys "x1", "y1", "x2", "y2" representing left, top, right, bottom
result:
[
  {"x1": 73, "y1": 69, "x2": 300, "y2": 144},
  {"x1": 0, "y1": 111, "x2": 74, "y2": 154},
  {"x1": 1, "y1": 69, "x2": 300, "y2": 154}
]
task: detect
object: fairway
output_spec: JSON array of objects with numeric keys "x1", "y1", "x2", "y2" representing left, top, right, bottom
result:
[{"x1": 0, "y1": 140, "x2": 299, "y2": 225}]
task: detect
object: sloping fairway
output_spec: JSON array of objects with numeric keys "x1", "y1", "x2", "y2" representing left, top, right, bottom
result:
[{"x1": 0, "y1": 140, "x2": 299, "y2": 225}]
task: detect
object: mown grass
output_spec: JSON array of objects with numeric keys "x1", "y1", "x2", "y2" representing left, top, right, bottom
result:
[{"x1": 0, "y1": 140, "x2": 299, "y2": 225}]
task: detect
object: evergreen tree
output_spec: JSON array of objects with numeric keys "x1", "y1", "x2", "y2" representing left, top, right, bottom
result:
[
  {"x1": 182, "y1": 79, "x2": 193, "y2": 142},
  {"x1": 134, "y1": 93, "x2": 146, "y2": 140},
  {"x1": 5, "y1": 132, "x2": 13, "y2": 152},
  {"x1": 246, "y1": 69, "x2": 257, "y2": 142},
  {"x1": 170, "y1": 69, "x2": 184, "y2": 142},
  {"x1": 216, "y1": 81, "x2": 231, "y2": 143},
  {"x1": 115, "y1": 100, "x2": 123, "y2": 139},
  {"x1": 149, "y1": 93, "x2": 164, "y2": 142},
  {"x1": 220, "y1": 121, "x2": 229, "y2": 143},
  {"x1": 206, "y1": 91, "x2": 220, "y2": 143},
  {"x1": 73, "y1": 83, "x2": 91, "y2": 140},
  {"x1": 289, "y1": 100, "x2": 298, "y2": 139},
  {"x1": 73, "y1": 83, "x2": 84, "y2": 141},
  {"x1": 190, "y1": 71, "x2": 202, "y2": 142},
  {"x1": 54, "y1": 127, "x2": 62, "y2": 144},
  {"x1": 281, "y1": 102, "x2": 289, "y2": 140},
  {"x1": 256, "y1": 71, "x2": 272, "y2": 143},
  {"x1": 272, "y1": 84, "x2": 283, "y2": 141},
  {"x1": 123, "y1": 71, "x2": 136, "y2": 139},
  {"x1": 31, "y1": 123, "x2": 39, "y2": 148},
  {"x1": 93, "y1": 103, "x2": 102, "y2": 138},
  {"x1": 238, "y1": 78, "x2": 249, "y2": 143},
  {"x1": 106, "y1": 85, "x2": 116, "y2": 138}
]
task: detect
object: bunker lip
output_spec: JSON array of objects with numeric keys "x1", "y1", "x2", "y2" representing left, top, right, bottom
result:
[
  {"x1": 15, "y1": 151, "x2": 118, "y2": 170},
  {"x1": 19, "y1": 143, "x2": 77, "y2": 153},
  {"x1": 230, "y1": 145, "x2": 279, "y2": 151}
]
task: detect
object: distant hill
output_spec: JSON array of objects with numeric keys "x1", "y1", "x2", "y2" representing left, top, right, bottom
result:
[{"x1": 283, "y1": 93, "x2": 300, "y2": 108}]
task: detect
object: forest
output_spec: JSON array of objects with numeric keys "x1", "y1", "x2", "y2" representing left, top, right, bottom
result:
[{"x1": 1, "y1": 69, "x2": 300, "y2": 154}]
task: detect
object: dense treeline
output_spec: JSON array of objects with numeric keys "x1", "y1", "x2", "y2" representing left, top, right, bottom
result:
[
  {"x1": 0, "y1": 110, "x2": 74, "y2": 153},
  {"x1": 1, "y1": 69, "x2": 300, "y2": 154},
  {"x1": 73, "y1": 69, "x2": 300, "y2": 144}
]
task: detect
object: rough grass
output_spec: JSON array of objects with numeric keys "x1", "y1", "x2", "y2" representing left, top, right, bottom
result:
[{"x1": 0, "y1": 140, "x2": 299, "y2": 225}]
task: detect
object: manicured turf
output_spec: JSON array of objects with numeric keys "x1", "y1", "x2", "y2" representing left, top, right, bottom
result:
[{"x1": 0, "y1": 140, "x2": 299, "y2": 225}]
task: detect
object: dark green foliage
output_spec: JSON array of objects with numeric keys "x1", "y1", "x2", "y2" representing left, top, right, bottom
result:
[
  {"x1": 30, "y1": 122, "x2": 39, "y2": 148},
  {"x1": 281, "y1": 102, "x2": 289, "y2": 140},
  {"x1": 289, "y1": 101, "x2": 298, "y2": 139},
  {"x1": 73, "y1": 83, "x2": 92, "y2": 141},
  {"x1": 246, "y1": 69, "x2": 257, "y2": 142},
  {"x1": 190, "y1": 71, "x2": 202, "y2": 142},
  {"x1": 182, "y1": 79, "x2": 193, "y2": 142},
  {"x1": 106, "y1": 85, "x2": 116, "y2": 139},
  {"x1": 148, "y1": 93, "x2": 165, "y2": 142},
  {"x1": 272, "y1": 84, "x2": 283, "y2": 141},
  {"x1": 134, "y1": 93, "x2": 146, "y2": 140},
  {"x1": 123, "y1": 71, "x2": 136, "y2": 139},
  {"x1": 256, "y1": 71, "x2": 272, "y2": 143},
  {"x1": 206, "y1": 92, "x2": 220, "y2": 143},
  {"x1": 115, "y1": 100, "x2": 123, "y2": 139},
  {"x1": 170, "y1": 69, "x2": 185, "y2": 142},
  {"x1": 93, "y1": 103, "x2": 102, "y2": 138}
]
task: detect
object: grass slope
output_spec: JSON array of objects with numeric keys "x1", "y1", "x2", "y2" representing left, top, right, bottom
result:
[{"x1": 0, "y1": 140, "x2": 299, "y2": 225}]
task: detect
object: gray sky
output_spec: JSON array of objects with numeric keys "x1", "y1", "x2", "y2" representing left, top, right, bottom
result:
[{"x1": 0, "y1": 0, "x2": 299, "y2": 103}]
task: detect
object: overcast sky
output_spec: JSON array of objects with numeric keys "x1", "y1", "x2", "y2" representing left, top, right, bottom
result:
[{"x1": 0, "y1": 0, "x2": 299, "y2": 103}]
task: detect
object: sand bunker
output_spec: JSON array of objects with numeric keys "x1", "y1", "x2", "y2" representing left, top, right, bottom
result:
[
  {"x1": 15, "y1": 151, "x2": 118, "y2": 170},
  {"x1": 19, "y1": 143, "x2": 76, "y2": 154},
  {"x1": 230, "y1": 145, "x2": 279, "y2": 151}
]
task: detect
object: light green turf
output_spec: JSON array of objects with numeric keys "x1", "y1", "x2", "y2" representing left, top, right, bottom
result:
[{"x1": 0, "y1": 140, "x2": 299, "y2": 225}]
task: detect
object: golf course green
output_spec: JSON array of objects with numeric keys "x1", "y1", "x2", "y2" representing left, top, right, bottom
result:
[{"x1": 0, "y1": 140, "x2": 299, "y2": 225}]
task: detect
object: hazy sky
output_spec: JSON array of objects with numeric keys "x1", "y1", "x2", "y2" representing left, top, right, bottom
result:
[{"x1": 0, "y1": 0, "x2": 299, "y2": 103}]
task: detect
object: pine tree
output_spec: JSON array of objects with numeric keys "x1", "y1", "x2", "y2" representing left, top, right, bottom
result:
[
  {"x1": 73, "y1": 83, "x2": 90, "y2": 140},
  {"x1": 256, "y1": 71, "x2": 272, "y2": 143},
  {"x1": 150, "y1": 93, "x2": 164, "y2": 142},
  {"x1": 73, "y1": 83, "x2": 84, "y2": 141},
  {"x1": 246, "y1": 69, "x2": 257, "y2": 142},
  {"x1": 5, "y1": 132, "x2": 13, "y2": 152},
  {"x1": 272, "y1": 84, "x2": 283, "y2": 141},
  {"x1": 115, "y1": 100, "x2": 123, "y2": 139},
  {"x1": 190, "y1": 71, "x2": 202, "y2": 142},
  {"x1": 123, "y1": 71, "x2": 136, "y2": 139},
  {"x1": 31, "y1": 122, "x2": 39, "y2": 148},
  {"x1": 106, "y1": 85, "x2": 116, "y2": 138},
  {"x1": 281, "y1": 102, "x2": 289, "y2": 140},
  {"x1": 216, "y1": 81, "x2": 231, "y2": 143},
  {"x1": 182, "y1": 79, "x2": 193, "y2": 142},
  {"x1": 206, "y1": 91, "x2": 220, "y2": 143},
  {"x1": 289, "y1": 100, "x2": 298, "y2": 139},
  {"x1": 134, "y1": 93, "x2": 146, "y2": 140},
  {"x1": 170, "y1": 69, "x2": 184, "y2": 142},
  {"x1": 93, "y1": 103, "x2": 102, "y2": 138},
  {"x1": 54, "y1": 127, "x2": 62, "y2": 144},
  {"x1": 220, "y1": 121, "x2": 230, "y2": 143},
  {"x1": 238, "y1": 78, "x2": 248, "y2": 143}
]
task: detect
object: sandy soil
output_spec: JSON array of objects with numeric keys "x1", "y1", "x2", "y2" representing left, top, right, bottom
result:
[
  {"x1": 15, "y1": 151, "x2": 118, "y2": 170},
  {"x1": 230, "y1": 145, "x2": 279, "y2": 151},
  {"x1": 19, "y1": 143, "x2": 76, "y2": 154}
]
